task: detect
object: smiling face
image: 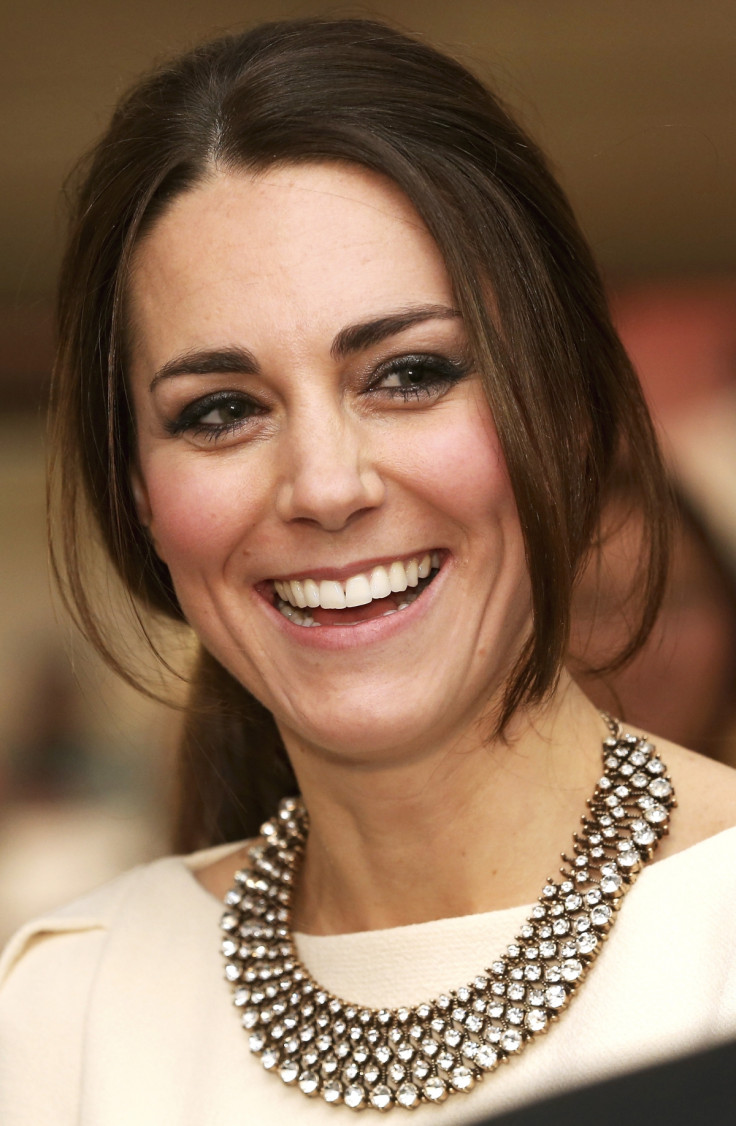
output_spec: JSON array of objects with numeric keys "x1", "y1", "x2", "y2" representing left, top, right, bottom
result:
[{"x1": 127, "y1": 163, "x2": 531, "y2": 762}]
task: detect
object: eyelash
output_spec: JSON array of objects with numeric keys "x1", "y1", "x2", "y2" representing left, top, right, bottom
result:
[
  {"x1": 164, "y1": 390, "x2": 265, "y2": 442},
  {"x1": 368, "y1": 354, "x2": 471, "y2": 399},
  {"x1": 165, "y1": 353, "x2": 471, "y2": 442}
]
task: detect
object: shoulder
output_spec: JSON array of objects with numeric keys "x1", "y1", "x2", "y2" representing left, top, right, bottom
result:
[
  {"x1": 0, "y1": 864, "x2": 144, "y2": 990},
  {"x1": 0, "y1": 847, "x2": 220, "y2": 993},
  {"x1": 0, "y1": 840, "x2": 244, "y2": 993},
  {"x1": 0, "y1": 848, "x2": 234, "y2": 1122},
  {"x1": 0, "y1": 864, "x2": 147, "y2": 1123},
  {"x1": 193, "y1": 838, "x2": 259, "y2": 901}
]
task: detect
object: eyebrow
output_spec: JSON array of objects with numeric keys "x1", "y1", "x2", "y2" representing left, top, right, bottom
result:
[
  {"x1": 148, "y1": 303, "x2": 461, "y2": 391},
  {"x1": 330, "y1": 304, "x2": 461, "y2": 359},
  {"x1": 149, "y1": 347, "x2": 259, "y2": 391}
]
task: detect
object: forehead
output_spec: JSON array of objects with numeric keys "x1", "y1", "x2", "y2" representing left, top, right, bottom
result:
[{"x1": 127, "y1": 163, "x2": 455, "y2": 366}]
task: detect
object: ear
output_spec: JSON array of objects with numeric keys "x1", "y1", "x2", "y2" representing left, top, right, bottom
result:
[
  {"x1": 130, "y1": 463, "x2": 164, "y2": 560},
  {"x1": 130, "y1": 461, "x2": 152, "y2": 526}
]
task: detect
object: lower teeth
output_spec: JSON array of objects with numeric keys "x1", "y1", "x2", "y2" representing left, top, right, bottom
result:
[
  {"x1": 276, "y1": 570, "x2": 434, "y2": 627},
  {"x1": 278, "y1": 604, "x2": 318, "y2": 627}
]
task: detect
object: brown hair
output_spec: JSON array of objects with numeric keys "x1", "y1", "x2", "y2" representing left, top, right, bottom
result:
[{"x1": 49, "y1": 17, "x2": 671, "y2": 850}]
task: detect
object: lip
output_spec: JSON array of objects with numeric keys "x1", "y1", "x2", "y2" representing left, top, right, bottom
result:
[
  {"x1": 263, "y1": 549, "x2": 443, "y2": 587},
  {"x1": 257, "y1": 552, "x2": 450, "y2": 651}
]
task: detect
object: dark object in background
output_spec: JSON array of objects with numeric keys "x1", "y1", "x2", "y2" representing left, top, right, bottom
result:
[{"x1": 475, "y1": 1039, "x2": 736, "y2": 1125}]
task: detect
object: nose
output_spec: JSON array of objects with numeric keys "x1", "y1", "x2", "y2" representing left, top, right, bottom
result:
[{"x1": 275, "y1": 412, "x2": 385, "y2": 531}]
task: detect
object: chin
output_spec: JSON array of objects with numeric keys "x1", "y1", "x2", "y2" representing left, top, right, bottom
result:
[{"x1": 278, "y1": 704, "x2": 455, "y2": 768}]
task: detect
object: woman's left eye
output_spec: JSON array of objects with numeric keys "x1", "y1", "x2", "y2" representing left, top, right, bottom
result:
[{"x1": 369, "y1": 354, "x2": 471, "y2": 400}]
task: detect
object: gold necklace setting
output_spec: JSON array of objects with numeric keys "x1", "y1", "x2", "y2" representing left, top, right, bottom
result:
[{"x1": 220, "y1": 720, "x2": 675, "y2": 1111}]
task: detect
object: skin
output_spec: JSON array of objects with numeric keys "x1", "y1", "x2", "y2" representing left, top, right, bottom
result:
[{"x1": 128, "y1": 163, "x2": 736, "y2": 934}]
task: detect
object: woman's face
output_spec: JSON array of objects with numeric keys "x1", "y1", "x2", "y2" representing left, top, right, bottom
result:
[{"x1": 128, "y1": 163, "x2": 530, "y2": 762}]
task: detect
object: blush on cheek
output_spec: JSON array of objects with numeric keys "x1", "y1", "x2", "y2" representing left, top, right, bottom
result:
[
  {"x1": 417, "y1": 417, "x2": 514, "y2": 527},
  {"x1": 145, "y1": 466, "x2": 248, "y2": 569}
]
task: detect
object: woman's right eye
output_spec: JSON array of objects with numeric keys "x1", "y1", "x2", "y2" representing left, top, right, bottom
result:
[{"x1": 165, "y1": 391, "x2": 264, "y2": 441}]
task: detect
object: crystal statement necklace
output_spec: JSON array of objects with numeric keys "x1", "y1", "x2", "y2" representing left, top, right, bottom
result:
[{"x1": 221, "y1": 719, "x2": 675, "y2": 1111}]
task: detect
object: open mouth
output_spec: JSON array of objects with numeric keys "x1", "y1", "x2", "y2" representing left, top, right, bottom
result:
[{"x1": 272, "y1": 551, "x2": 442, "y2": 627}]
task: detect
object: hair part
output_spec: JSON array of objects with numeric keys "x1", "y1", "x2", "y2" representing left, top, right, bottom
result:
[{"x1": 49, "y1": 17, "x2": 671, "y2": 849}]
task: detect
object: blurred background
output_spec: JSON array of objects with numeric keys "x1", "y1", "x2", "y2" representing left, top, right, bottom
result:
[{"x1": 1, "y1": 0, "x2": 735, "y2": 942}]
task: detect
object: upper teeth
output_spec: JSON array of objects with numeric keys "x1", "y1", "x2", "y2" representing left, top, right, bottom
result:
[{"x1": 274, "y1": 552, "x2": 439, "y2": 610}]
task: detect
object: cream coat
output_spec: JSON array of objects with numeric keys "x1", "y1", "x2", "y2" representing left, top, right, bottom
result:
[{"x1": 1, "y1": 828, "x2": 735, "y2": 1125}]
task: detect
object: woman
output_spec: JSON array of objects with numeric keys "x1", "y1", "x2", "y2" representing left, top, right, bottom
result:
[{"x1": 1, "y1": 17, "x2": 735, "y2": 1124}]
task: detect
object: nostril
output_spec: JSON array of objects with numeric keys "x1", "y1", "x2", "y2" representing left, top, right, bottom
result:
[{"x1": 274, "y1": 439, "x2": 385, "y2": 528}]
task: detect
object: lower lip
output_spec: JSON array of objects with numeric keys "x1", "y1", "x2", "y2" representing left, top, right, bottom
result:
[{"x1": 259, "y1": 563, "x2": 448, "y2": 651}]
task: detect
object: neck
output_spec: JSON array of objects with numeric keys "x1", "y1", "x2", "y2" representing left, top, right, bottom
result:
[{"x1": 285, "y1": 676, "x2": 605, "y2": 935}]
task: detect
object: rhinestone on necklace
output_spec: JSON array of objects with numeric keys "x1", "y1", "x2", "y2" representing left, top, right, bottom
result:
[{"x1": 221, "y1": 719, "x2": 675, "y2": 1111}]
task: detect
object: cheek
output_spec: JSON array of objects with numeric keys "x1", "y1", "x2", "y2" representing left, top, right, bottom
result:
[
  {"x1": 401, "y1": 404, "x2": 516, "y2": 534},
  {"x1": 140, "y1": 451, "x2": 263, "y2": 572}
]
